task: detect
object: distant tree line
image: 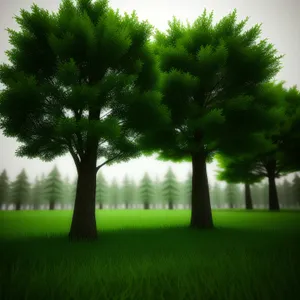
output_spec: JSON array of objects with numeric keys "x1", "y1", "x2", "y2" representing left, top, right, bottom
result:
[{"x1": 0, "y1": 167, "x2": 299, "y2": 210}]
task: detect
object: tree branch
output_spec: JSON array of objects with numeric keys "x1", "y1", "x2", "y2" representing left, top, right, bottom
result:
[{"x1": 95, "y1": 153, "x2": 123, "y2": 173}]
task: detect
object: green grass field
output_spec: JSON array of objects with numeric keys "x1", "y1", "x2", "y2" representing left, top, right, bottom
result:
[{"x1": 0, "y1": 210, "x2": 299, "y2": 300}]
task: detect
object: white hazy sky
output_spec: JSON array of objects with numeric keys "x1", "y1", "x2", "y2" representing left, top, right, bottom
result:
[{"x1": 0, "y1": 0, "x2": 299, "y2": 184}]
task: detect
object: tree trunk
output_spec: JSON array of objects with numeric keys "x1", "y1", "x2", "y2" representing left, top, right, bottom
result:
[
  {"x1": 245, "y1": 183, "x2": 253, "y2": 210},
  {"x1": 265, "y1": 159, "x2": 280, "y2": 211},
  {"x1": 15, "y1": 202, "x2": 21, "y2": 210},
  {"x1": 168, "y1": 201, "x2": 173, "y2": 210},
  {"x1": 98, "y1": 202, "x2": 103, "y2": 210},
  {"x1": 268, "y1": 176, "x2": 280, "y2": 211},
  {"x1": 190, "y1": 150, "x2": 213, "y2": 229},
  {"x1": 69, "y1": 150, "x2": 98, "y2": 241},
  {"x1": 144, "y1": 202, "x2": 150, "y2": 210},
  {"x1": 49, "y1": 201, "x2": 55, "y2": 210}
]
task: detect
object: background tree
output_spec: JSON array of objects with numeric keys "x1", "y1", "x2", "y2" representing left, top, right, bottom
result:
[
  {"x1": 162, "y1": 167, "x2": 178, "y2": 209},
  {"x1": 108, "y1": 178, "x2": 119, "y2": 209},
  {"x1": 44, "y1": 165, "x2": 63, "y2": 210},
  {"x1": 10, "y1": 169, "x2": 31, "y2": 210},
  {"x1": 0, "y1": 0, "x2": 169, "y2": 240},
  {"x1": 224, "y1": 183, "x2": 240, "y2": 209},
  {"x1": 216, "y1": 154, "x2": 265, "y2": 210},
  {"x1": 282, "y1": 179, "x2": 293, "y2": 208},
  {"x1": 184, "y1": 171, "x2": 192, "y2": 208},
  {"x1": 217, "y1": 83, "x2": 300, "y2": 211},
  {"x1": 153, "y1": 175, "x2": 162, "y2": 208},
  {"x1": 0, "y1": 169, "x2": 10, "y2": 210},
  {"x1": 139, "y1": 172, "x2": 154, "y2": 209},
  {"x1": 61, "y1": 175, "x2": 73, "y2": 208},
  {"x1": 210, "y1": 183, "x2": 224, "y2": 208},
  {"x1": 142, "y1": 9, "x2": 282, "y2": 228},
  {"x1": 96, "y1": 171, "x2": 107, "y2": 209},
  {"x1": 30, "y1": 176, "x2": 43, "y2": 210},
  {"x1": 292, "y1": 174, "x2": 300, "y2": 206},
  {"x1": 122, "y1": 174, "x2": 136, "y2": 209}
]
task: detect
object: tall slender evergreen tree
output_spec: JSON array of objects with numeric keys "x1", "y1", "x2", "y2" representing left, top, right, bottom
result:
[{"x1": 0, "y1": 169, "x2": 10, "y2": 210}]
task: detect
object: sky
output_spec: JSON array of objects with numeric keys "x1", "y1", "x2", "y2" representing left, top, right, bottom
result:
[{"x1": 0, "y1": 0, "x2": 299, "y2": 185}]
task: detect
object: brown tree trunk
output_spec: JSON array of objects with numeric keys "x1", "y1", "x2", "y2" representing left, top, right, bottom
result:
[
  {"x1": 98, "y1": 203, "x2": 103, "y2": 210},
  {"x1": 190, "y1": 150, "x2": 213, "y2": 229},
  {"x1": 15, "y1": 202, "x2": 21, "y2": 210},
  {"x1": 49, "y1": 201, "x2": 55, "y2": 210},
  {"x1": 265, "y1": 159, "x2": 280, "y2": 211},
  {"x1": 245, "y1": 183, "x2": 253, "y2": 210},
  {"x1": 144, "y1": 202, "x2": 150, "y2": 209},
  {"x1": 69, "y1": 146, "x2": 98, "y2": 241}
]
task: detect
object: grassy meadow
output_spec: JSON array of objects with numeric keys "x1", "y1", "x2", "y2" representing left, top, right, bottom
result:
[{"x1": 0, "y1": 209, "x2": 300, "y2": 300}]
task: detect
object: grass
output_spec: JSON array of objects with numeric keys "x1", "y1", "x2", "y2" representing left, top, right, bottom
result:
[{"x1": 0, "y1": 210, "x2": 299, "y2": 300}]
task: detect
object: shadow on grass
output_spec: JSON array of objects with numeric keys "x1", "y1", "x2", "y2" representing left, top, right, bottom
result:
[{"x1": 0, "y1": 224, "x2": 288, "y2": 265}]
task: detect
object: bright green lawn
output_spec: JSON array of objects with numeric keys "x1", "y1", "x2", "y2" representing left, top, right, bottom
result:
[{"x1": 0, "y1": 210, "x2": 299, "y2": 300}]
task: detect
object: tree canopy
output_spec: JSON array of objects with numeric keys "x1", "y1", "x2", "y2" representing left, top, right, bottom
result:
[
  {"x1": 0, "y1": 0, "x2": 170, "y2": 240},
  {"x1": 141, "y1": 9, "x2": 283, "y2": 228}
]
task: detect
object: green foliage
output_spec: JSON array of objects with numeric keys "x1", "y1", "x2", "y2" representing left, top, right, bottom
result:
[
  {"x1": 10, "y1": 169, "x2": 31, "y2": 209},
  {"x1": 224, "y1": 183, "x2": 241, "y2": 208},
  {"x1": 0, "y1": 169, "x2": 10, "y2": 207},
  {"x1": 148, "y1": 9, "x2": 283, "y2": 162},
  {"x1": 139, "y1": 172, "x2": 154, "y2": 208},
  {"x1": 96, "y1": 171, "x2": 108, "y2": 208},
  {"x1": 210, "y1": 183, "x2": 224, "y2": 208},
  {"x1": 161, "y1": 167, "x2": 179, "y2": 208},
  {"x1": 44, "y1": 165, "x2": 63, "y2": 209},
  {"x1": 61, "y1": 176, "x2": 74, "y2": 205},
  {"x1": 30, "y1": 176, "x2": 43, "y2": 208},
  {"x1": 0, "y1": 0, "x2": 169, "y2": 169},
  {"x1": 121, "y1": 174, "x2": 136, "y2": 207},
  {"x1": 292, "y1": 174, "x2": 300, "y2": 205},
  {"x1": 108, "y1": 178, "x2": 119, "y2": 208}
]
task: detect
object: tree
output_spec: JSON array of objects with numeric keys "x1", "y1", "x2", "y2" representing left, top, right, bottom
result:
[
  {"x1": 216, "y1": 153, "x2": 266, "y2": 210},
  {"x1": 144, "y1": 9, "x2": 282, "y2": 228},
  {"x1": 210, "y1": 183, "x2": 223, "y2": 208},
  {"x1": 224, "y1": 183, "x2": 240, "y2": 209},
  {"x1": 61, "y1": 175, "x2": 73, "y2": 208},
  {"x1": 0, "y1": 0, "x2": 169, "y2": 240},
  {"x1": 96, "y1": 171, "x2": 107, "y2": 209},
  {"x1": 10, "y1": 169, "x2": 31, "y2": 210},
  {"x1": 0, "y1": 169, "x2": 10, "y2": 210},
  {"x1": 44, "y1": 165, "x2": 63, "y2": 210},
  {"x1": 30, "y1": 176, "x2": 43, "y2": 209},
  {"x1": 282, "y1": 179, "x2": 293, "y2": 208},
  {"x1": 292, "y1": 174, "x2": 300, "y2": 206},
  {"x1": 122, "y1": 174, "x2": 135, "y2": 209},
  {"x1": 139, "y1": 172, "x2": 154, "y2": 209},
  {"x1": 108, "y1": 178, "x2": 119, "y2": 209},
  {"x1": 162, "y1": 167, "x2": 178, "y2": 209}
]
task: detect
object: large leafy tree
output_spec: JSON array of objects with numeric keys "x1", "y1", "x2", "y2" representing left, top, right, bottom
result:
[
  {"x1": 162, "y1": 167, "x2": 179, "y2": 209},
  {"x1": 0, "y1": 0, "x2": 169, "y2": 239},
  {"x1": 44, "y1": 165, "x2": 63, "y2": 210},
  {"x1": 10, "y1": 169, "x2": 31, "y2": 210},
  {"x1": 217, "y1": 83, "x2": 300, "y2": 211},
  {"x1": 0, "y1": 169, "x2": 10, "y2": 210},
  {"x1": 216, "y1": 154, "x2": 265, "y2": 210},
  {"x1": 144, "y1": 9, "x2": 282, "y2": 228}
]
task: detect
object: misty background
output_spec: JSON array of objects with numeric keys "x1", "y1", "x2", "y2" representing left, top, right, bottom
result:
[{"x1": 0, "y1": 0, "x2": 299, "y2": 185}]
